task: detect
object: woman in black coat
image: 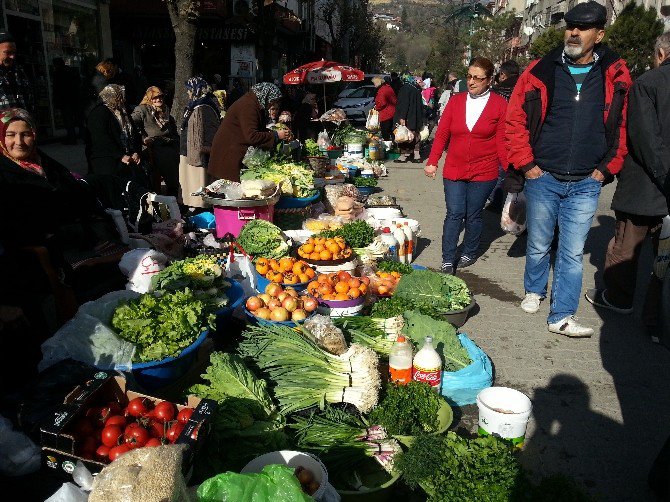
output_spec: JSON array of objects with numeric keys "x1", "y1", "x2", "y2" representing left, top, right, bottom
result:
[{"x1": 393, "y1": 72, "x2": 424, "y2": 163}]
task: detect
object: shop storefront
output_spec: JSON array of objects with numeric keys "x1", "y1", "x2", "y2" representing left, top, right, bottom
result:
[{"x1": 1, "y1": 0, "x2": 104, "y2": 136}]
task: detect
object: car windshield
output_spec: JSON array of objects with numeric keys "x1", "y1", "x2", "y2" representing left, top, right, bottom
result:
[{"x1": 349, "y1": 87, "x2": 374, "y2": 98}]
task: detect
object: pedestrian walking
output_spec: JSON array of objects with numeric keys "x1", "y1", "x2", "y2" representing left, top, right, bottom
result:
[
  {"x1": 178, "y1": 77, "x2": 220, "y2": 209},
  {"x1": 0, "y1": 31, "x2": 33, "y2": 113},
  {"x1": 585, "y1": 32, "x2": 670, "y2": 334},
  {"x1": 421, "y1": 76, "x2": 437, "y2": 131},
  {"x1": 132, "y1": 86, "x2": 180, "y2": 197},
  {"x1": 437, "y1": 72, "x2": 457, "y2": 117},
  {"x1": 389, "y1": 71, "x2": 402, "y2": 96},
  {"x1": 372, "y1": 76, "x2": 396, "y2": 141},
  {"x1": 492, "y1": 60, "x2": 520, "y2": 101},
  {"x1": 208, "y1": 82, "x2": 291, "y2": 183},
  {"x1": 52, "y1": 58, "x2": 83, "y2": 144},
  {"x1": 506, "y1": 1, "x2": 632, "y2": 337},
  {"x1": 393, "y1": 71, "x2": 424, "y2": 163},
  {"x1": 424, "y1": 57, "x2": 508, "y2": 275}
]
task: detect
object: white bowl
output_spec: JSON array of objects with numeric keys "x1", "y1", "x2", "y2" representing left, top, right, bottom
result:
[{"x1": 366, "y1": 207, "x2": 403, "y2": 220}]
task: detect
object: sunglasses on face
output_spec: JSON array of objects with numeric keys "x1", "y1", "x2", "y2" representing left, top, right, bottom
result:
[
  {"x1": 466, "y1": 74, "x2": 488, "y2": 82},
  {"x1": 152, "y1": 96, "x2": 164, "y2": 101}
]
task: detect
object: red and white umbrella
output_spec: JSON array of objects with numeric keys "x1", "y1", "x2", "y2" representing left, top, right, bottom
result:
[{"x1": 283, "y1": 59, "x2": 365, "y2": 85}]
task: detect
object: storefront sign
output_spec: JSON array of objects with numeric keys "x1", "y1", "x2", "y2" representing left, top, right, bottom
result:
[{"x1": 132, "y1": 25, "x2": 254, "y2": 42}]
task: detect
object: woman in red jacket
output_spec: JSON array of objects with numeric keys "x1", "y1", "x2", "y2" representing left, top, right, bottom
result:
[
  {"x1": 372, "y1": 76, "x2": 397, "y2": 140},
  {"x1": 425, "y1": 57, "x2": 507, "y2": 274}
]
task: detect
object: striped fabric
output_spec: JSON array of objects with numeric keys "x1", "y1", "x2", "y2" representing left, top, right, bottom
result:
[{"x1": 567, "y1": 63, "x2": 593, "y2": 93}]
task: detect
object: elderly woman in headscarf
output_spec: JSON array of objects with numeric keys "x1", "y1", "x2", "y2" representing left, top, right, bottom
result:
[
  {"x1": 393, "y1": 72, "x2": 425, "y2": 163},
  {"x1": 208, "y1": 82, "x2": 291, "y2": 182},
  {"x1": 132, "y1": 86, "x2": 179, "y2": 196},
  {"x1": 86, "y1": 84, "x2": 145, "y2": 208},
  {"x1": 179, "y1": 77, "x2": 221, "y2": 208}
]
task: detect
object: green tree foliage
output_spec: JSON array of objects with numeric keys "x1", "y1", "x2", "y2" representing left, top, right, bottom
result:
[
  {"x1": 529, "y1": 27, "x2": 564, "y2": 59},
  {"x1": 466, "y1": 11, "x2": 519, "y2": 65},
  {"x1": 605, "y1": 2, "x2": 664, "y2": 76}
]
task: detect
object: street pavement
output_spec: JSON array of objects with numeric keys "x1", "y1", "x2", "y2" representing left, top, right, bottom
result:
[{"x1": 380, "y1": 159, "x2": 670, "y2": 501}]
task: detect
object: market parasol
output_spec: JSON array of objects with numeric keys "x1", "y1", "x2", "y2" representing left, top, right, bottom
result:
[{"x1": 283, "y1": 59, "x2": 365, "y2": 111}]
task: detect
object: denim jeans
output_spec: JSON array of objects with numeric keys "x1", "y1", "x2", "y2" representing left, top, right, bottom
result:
[
  {"x1": 524, "y1": 172, "x2": 602, "y2": 324},
  {"x1": 442, "y1": 178, "x2": 497, "y2": 264}
]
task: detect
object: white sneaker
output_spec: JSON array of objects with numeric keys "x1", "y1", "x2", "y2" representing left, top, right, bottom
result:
[
  {"x1": 548, "y1": 316, "x2": 594, "y2": 338},
  {"x1": 520, "y1": 293, "x2": 542, "y2": 313}
]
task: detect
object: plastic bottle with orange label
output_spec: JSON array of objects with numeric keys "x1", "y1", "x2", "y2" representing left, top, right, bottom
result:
[{"x1": 389, "y1": 335, "x2": 413, "y2": 384}]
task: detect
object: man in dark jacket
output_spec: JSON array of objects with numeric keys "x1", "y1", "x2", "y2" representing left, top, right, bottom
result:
[
  {"x1": 585, "y1": 32, "x2": 670, "y2": 335},
  {"x1": 0, "y1": 31, "x2": 33, "y2": 113},
  {"x1": 492, "y1": 60, "x2": 520, "y2": 101},
  {"x1": 393, "y1": 71, "x2": 424, "y2": 163},
  {"x1": 506, "y1": 1, "x2": 632, "y2": 337}
]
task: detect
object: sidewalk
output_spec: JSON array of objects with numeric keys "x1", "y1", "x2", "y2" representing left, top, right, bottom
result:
[
  {"x1": 379, "y1": 160, "x2": 670, "y2": 501},
  {"x1": 39, "y1": 141, "x2": 88, "y2": 176}
]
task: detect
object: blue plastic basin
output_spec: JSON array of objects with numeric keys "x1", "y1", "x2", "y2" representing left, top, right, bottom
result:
[
  {"x1": 243, "y1": 306, "x2": 315, "y2": 327},
  {"x1": 215, "y1": 279, "x2": 245, "y2": 334},
  {"x1": 255, "y1": 271, "x2": 312, "y2": 294},
  {"x1": 275, "y1": 191, "x2": 321, "y2": 209}
]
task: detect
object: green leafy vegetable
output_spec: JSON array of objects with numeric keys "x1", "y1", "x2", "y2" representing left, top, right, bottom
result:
[
  {"x1": 353, "y1": 176, "x2": 378, "y2": 187},
  {"x1": 111, "y1": 289, "x2": 215, "y2": 362},
  {"x1": 236, "y1": 220, "x2": 289, "y2": 259},
  {"x1": 396, "y1": 432, "x2": 524, "y2": 502},
  {"x1": 369, "y1": 382, "x2": 443, "y2": 436},
  {"x1": 376, "y1": 260, "x2": 414, "y2": 275},
  {"x1": 401, "y1": 311, "x2": 470, "y2": 372},
  {"x1": 241, "y1": 160, "x2": 315, "y2": 197},
  {"x1": 334, "y1": 316, "x2": 395, "y2": 356},
  {"x1": 331, "y1": 124, "x2": 362, "y2": 147},
  {"x1": 319, "y1": 220, "x2": 376, "y2": 248},
  {"x1": 150, "y1": 257, "x2": 230, "y2": 304},
  {"x1": 304, "y1": 139, "x2": 322, "y2": 157},
  {"x1": 370, "y1": 296, "x2": 444, "y2": 321},
  {"x1": 395, "y1": 269, "x2": 472, "y2": 312}
]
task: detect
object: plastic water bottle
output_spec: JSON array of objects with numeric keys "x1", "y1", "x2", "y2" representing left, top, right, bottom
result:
[
  {"x1": 389, "y1": 335, "x2": 413, "y2": 385},
  {"x1": 412, "y1": 336, "x2": 442, "y2": 391},
  {"x1": 392, "y1": 222, "x2": 407, "y2": 264},
  {"x1": 380, "y1": 227, "x2": 399, "y2": 261},
  {"x1": 402, "y1": 222, "x2": 414, "y2": 263}
]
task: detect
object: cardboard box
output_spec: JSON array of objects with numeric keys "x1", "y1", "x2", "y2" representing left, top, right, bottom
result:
[{"x1": 40, "y1": 371, "x2": 216, "y2": 480}]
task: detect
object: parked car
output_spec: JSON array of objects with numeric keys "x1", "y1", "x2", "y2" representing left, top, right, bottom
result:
[
  {"x1": 337, "y1": 74, "x2": 389, "y2": 99},
  {"x1": 333, "y1": 85, "x2": 377, "y2": 123}
]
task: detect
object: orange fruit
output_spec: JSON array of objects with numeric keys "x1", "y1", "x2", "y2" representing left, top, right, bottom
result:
[
  {"x1": 359, "y1": 283, "x2": 368, "y2": 294},
  {"x1": 307, "y1": 281, "x2": 319, "y2": 294},
  {"x1": 310, "y1": 252, "x2": 321, "y2": 260},
  {"x1": 335, "y1": 293, "x2": 349, "y2": 301},
  {"x1": 269, "y1": 259, "x2": 280, "y2": 272},
  {"x1": 313, "y1": 244, "x2": 324, "y2": 253},
  {"x1": 390, "y1": 271, "x2": 401, "y2": 279},
  {"x1": 302, "y1": 242, "x2": 314, "y2": 254},
  {"x1": 305, "y1": 267, "x2": 316, "y2": 278},
  {"x1": 298, "y1": 273, "x2": 309, "y2": 283},
  {"x1": 272, "y1": 273, "x2": 284, "y2": 283},
  {"x1": 327, "y1": 242, "x2": 340, "y2": 254},
  {"x1": 335, "y1": 281, "x2": 350, "y2": 294},
  {"x1": 319, "y1": 250, "x2": 332, "y2": 261},
  {"x1": 317, "y1": 274, "x2": 330, "y2": 284},
  {"x1": 337, "y1": 271, "x2": 352, "y2": 282},
  {"x1": 318, "y1": 284, "x2": 333, "y2": 295},
  {"x1": 378, "y1": 285, "x2": 389, "y2": 296},
  {"x1": 348, "y1": 288, "x2": 361, "y2": 299},
  {"x1": 348, "y1": 278, "x2": 361, "y2": 289}
]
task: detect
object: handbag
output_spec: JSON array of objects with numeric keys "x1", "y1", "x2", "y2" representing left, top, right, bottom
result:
[{"x1": 365, "y1": 109, "x2": 380, "y2": 131}]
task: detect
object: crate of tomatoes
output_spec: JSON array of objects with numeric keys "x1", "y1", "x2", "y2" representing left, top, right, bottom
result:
[{"x1": 40, "y1": 372, "x2": 216, "y2": 480}]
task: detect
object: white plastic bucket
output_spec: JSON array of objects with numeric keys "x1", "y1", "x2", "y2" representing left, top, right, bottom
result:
[
  {"x1": 346, "y1": 142, "x2": 364, "y2": 158},
  {"x1": 476, "y1": 386, "x2": 532, "y2": 447},
  {"x1": 241, "y1": 450, "x2": 329, "y2": 500}
]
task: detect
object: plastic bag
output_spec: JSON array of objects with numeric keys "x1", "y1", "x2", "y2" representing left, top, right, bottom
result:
[
  {"x1": 0, "y1": 414, "x2": 40, "y2": 476},
  {"x1": 419, "y1": 125, "x2": 430, "y2": 141},
  {"x1": 189, "y1": 212, "x2": 216, "y2": 230},
  {"x1": 500, "y1": 192, "x2": 527, "y2": 235},
  {"x1": 317, "y1": 130, "x2": 331, "y2": 149},
  {"x1": 46, "y1": 461, "x2": 94, "y2": 502},
  {"x1": 393, "y1": 125, "x2": 413, "y2": 144},
  {"x1": 440, "y1": 333, "x2": 493, "y2": 406},
  {"x1": 119, "y1": 249, "x2": 168, "y2": 294},
  {"x1": 226, "y1": 253, "x2": 257, "y2": 297},
  {"x1": 243, "y1": 147, "x2": 272, "y2": 169},
  {"x1": 366, "y1": 109, "x2": 380, "y2": 131},
  {"x1": 39, "y1": 290, "x2": 138, "y2": 372},
  {"x1": 304, "y1": 314, "x2": 348, "y2": 355},
  {"x1": 89, "y1": 445, "x2": 192, "y2": 502},
  {"x1": 198, "y1": 464, "x2": 312, "y2": 502}
]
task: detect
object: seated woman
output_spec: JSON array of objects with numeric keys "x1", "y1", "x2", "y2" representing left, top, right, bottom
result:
[{"x1": 0, "y1": 108, "x2": 124, "y2": 310}]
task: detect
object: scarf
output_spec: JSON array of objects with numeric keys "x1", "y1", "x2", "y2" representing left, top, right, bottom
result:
[
  {"x1": 181, "y1": 77, "x2": 219, "y2": 132},
  {"x1": 140, "y1": 86, "x2": 169, "y2": 129},
  {"x1": 0, "y1": 108, "x2": 44, "y2": 177},
  {"x1": 99, "y1": 84, "x2": 134, "y2": 151},
  {"x1": 251, "y1": 82, "x2": 282, "y2": 110}
]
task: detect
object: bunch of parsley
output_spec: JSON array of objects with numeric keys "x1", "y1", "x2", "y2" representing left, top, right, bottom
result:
[{"x1": 369, "y1": 382, "x2": 443, "y2": 436}]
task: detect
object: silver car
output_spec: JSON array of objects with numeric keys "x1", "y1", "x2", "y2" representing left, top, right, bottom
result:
[{"x1": 333, "y1": 85, "x2": 377, "y2": 123}]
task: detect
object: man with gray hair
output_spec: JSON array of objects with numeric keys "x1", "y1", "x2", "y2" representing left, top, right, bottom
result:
[{"x1": 586, "y1": 32, "x2": 670, "y2": 342}]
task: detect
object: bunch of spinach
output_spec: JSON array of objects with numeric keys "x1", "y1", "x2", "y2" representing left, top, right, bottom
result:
[
  {"x1": 111, "y1": 289, "x2": 215, "y2": 362},
  {"x1": 304, "y1": 139, "x2": 323, "y2": 157},
  {"x1": 397, "y1": 432, "x2": 524, "y2": 502},
  {"x1": 370, "y1": 296, "x2": 442, "y2": 321},
  {"x1": 353, "y1": 176, "x2": 378, "y2": 188},
  {"x1": 395, "y1": 269, "x2": 472, "y2": 312},
  {"x1": 237, "y1": 220, "x2": 289, "y2": 259},
  {"x1": 376, "y1": 260, "x2": 414, "y2": 276},
  {"x1": 369, "y1": 382, "x2": 443, "y2": 436}
]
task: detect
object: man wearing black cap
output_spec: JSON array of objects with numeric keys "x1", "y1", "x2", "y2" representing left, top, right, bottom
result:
[
  {"x1": 0, "y1": 31, "x2": 33, "y2": 113},
  {"x1": 506, "y1": 1, "x2": 632, "y2": 337}
]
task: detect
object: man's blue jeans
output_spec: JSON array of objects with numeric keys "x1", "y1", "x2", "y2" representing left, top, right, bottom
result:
[
  {"x1": 524, "y1": 172, "x2": 602, "y2": 324},
  {"x1": 442, "y1": 178, "x2": 497, "y2": 264}
]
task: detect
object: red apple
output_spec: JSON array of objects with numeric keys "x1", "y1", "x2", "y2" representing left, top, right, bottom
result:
[
  {"x1": 285, "y1": 288, "x2": 299, "y2": 298},
  {"x1": 265, "y1": 283, "x2": 283, "y2": 298},
  {"x1": 277, "y1": 291, "x2": 290, "y2": 303},
  {"x1": 246, "y1": 296, "x2": 264, "y2": 312},
  {"x1": 302, "y1": 296, "x2": 319, "y2": 313},
  {"x1": 270, "y1": 307, "x2": 290, "y2": 322}
]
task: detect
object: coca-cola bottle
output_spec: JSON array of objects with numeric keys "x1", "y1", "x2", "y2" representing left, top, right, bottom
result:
[{"x1": 412, "y1": 336, "x2": 442, "y2": 392}]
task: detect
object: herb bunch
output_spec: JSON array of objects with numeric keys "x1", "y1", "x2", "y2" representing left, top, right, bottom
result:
[{"x1": 369, "y1": 382, "x2": 443, "y2": 436}]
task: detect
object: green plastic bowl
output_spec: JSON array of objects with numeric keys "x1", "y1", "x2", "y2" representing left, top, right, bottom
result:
[
  {"x1": 335, "y1": 458, "x2": 402, "y2": 501},
  {"x1": 392, "y1": 400, "x2": 454, "y2": 448}
]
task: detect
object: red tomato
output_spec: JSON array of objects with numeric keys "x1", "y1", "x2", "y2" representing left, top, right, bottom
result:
[
  {"x1": 105, "y1": 415, "x2": 127, "y2": 428},
  {"x1": 126, "y1": 397, "x2": 151, "y2": 418},
  {"x1": 124, "y1": 425, "x2": 150, "y2": 449},
  {"x1": 166, "y1": 422, "x2": 184, "y2": 443},
  {"x1": 72, "y1": 417, "x2": 94, "y2": 437},
  {"x1": 148, "y1": 421, "x2": 166, "y2": 439},
  {"x1": 177, "y1": 408, "x2": 194, "y2": 424},
  {"x1": 108, "y1": 444, "x2": 130, "y2": 461},
  {"x1": 95, "y1": 444, "x2": 111, "y2": 461},
  {"x1": 149, "y1": 401, "x2": 175, "y2": 423},
  {"x1": 145, "y1": 438, "x2": 162, "y2": 447},
  {"x1": 101, "y1": 425, "x2": 123, "y2": 448},
  {"x1": 107, "y1": 401, "x2": 122, "y2": 415}
]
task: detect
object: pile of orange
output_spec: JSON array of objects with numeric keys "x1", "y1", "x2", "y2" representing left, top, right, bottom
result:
[
  {"x1": 297, "y1": 236, "x2": 353, "y2": 262},
  {"x1": 369, "y1": 271, "x2": 401, "y2": 296},
  {"x1": 255, "y1": 257, "x2": 317, "y2": 284},
  {"x1": 307, "y1": 271, "x2": 369, "y2": 301}
]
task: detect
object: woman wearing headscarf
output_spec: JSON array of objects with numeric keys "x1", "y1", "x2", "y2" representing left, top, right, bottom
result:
[
  {"x1": 86, "y1": 84, "x2": 145, "y2": 209},
  {"x1": 208, "y1": 82, "x2": 291, "y2": 182},
  {"x1": 372, "y1": 76, "x2": 396, "y2": 141},
  {"x1": 132, "y1": 86, "x2": 179, "y2": 196},
  {"x1": 179, "y1": 77, "x2": 221, "y2": 208},
  {"x1": 393, "y1": 72, "x2": 424, "y2": 162}
]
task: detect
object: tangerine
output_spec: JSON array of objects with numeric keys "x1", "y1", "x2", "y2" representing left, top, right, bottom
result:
[
  {"x1": 335, "y1": 293, "x2": 349, "y2": 301},
  {"x1": 319, "y1": 250, "x2": 332, "y2": 261},
  {"x1": 335, "y1": 281, "x2": 350, "y2": 294}
]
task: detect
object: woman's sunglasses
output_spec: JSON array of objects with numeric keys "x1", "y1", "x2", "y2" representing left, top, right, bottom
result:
[
  {"x1": 152, "y1": 95, "x2": 165, "y2": 101},
  {"x1": 466, "y1": 74, "x2": 488, "y2": 83}
]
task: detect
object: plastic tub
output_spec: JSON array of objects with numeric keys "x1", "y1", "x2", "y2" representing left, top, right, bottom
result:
[
  {"x1": 244, "y1": 306, "x2": 316, "y2": 327},
  {"x1": 242, "y1": 450, "x2": 329, "y2": 501},
  {"x1": 120, "y1": 329, "x2": 209, "y2": 391},
  {"x1": 214, "y1": 280, "x2": 245, "y2": 333},
  {"x1": 213, "y1": 204, "x2": 275, "y2": 238},
  {"x1": 443, "y1": 298, "x2": 476, "y2": 328},
  {"x1": 477, "y1": 386, "x2": 532, "y2": 447},
  {"x1": 326, "y1": 148, "x2": 344, "y2": 159},
  {"x1": 275, "y1": 191, "x2": 321, "y2": 209},
  {"x1": 255, "y1": 270, "x2": 314, "y2": 293},
  {"x1": 317, "y1": 295, "x2": 366, "y2": 317},
  {"x1": 336, "y1": 458, "x2": 401, "y2": 501},
  {"x1": 356, "y1": 186, "x2": 379, "y2": 196}
]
